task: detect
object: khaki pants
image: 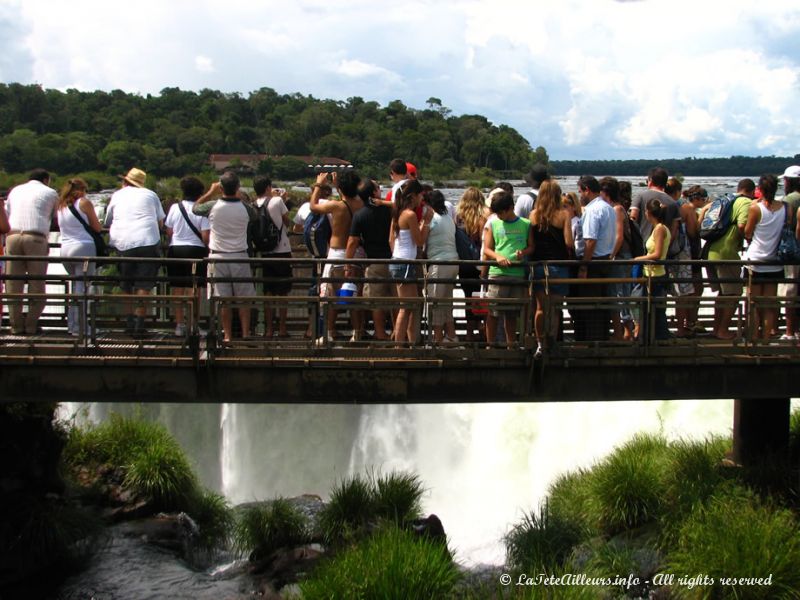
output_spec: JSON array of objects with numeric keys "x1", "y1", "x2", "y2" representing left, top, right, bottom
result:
[{"x1": 5, "y1": 232, "x2": 49, "y2": 334}]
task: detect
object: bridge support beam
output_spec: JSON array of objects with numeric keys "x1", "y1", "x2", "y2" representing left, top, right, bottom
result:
[{"x1": 732, "y1": 398, "x2": 790, "y2": 465}]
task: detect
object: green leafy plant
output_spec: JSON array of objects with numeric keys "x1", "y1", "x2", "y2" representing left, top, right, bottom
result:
[
  {"x1": 300, "y1": 526, "x2": 458, "y2": 600},
  {"x1": 233, "y1": 498, "x2": 309, "y2": 560}
]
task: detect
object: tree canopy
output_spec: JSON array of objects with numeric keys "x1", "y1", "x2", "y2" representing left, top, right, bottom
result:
[{"x1": 0, "y1": 84, "x2": 543, "y2": 180}]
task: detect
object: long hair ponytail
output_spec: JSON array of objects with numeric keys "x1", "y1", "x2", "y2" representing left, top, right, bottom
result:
[{"x1": 58, "y1": 178, "x2": 88, "y2": 211}]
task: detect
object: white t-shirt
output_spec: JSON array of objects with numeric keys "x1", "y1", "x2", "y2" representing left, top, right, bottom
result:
[
  {"x1": 165, "y1": 200, "x2": 210, "y2": 248},
  {"x1": 514, "y1": 190, "x2": 538, "y2": 219},
  {"x1": 445, "y1": 200, "x2": 457, "y2": 223},
  {"x1": 256, "y1": 195, "x2": 291, "y2": 254},
  {"x1": 197, "y1": 198, "x2": 253, "y2": 254},
  {"x1": 7, "y1": 179, "x2": 58, "y2": 234},
  {"x1": 106, "y1": 186, "x2": 165, "y2": 251}
]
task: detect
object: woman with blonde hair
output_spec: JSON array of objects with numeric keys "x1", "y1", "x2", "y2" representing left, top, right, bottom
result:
[
  {"x1": 455, "y1": 187, "x2": 489, "y2": 341},
  {"x1": 56, "y1": 178, "x2": 103, "y2": 336},
  {"x1": 529, "y1": 180, "x2": 573, "y2": 357}
]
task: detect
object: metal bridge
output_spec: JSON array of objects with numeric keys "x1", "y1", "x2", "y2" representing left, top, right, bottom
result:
[{"x1": 0, "y1": 254, "x2": 798, "y2": 464}]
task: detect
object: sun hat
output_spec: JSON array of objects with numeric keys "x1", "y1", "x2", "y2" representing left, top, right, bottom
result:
[
  {"x1": 120, "y1": 167, "x2": 147, "y2": 188},
  {"x1": 780, "y1": 165, "x2": 800, "y2": 179}
]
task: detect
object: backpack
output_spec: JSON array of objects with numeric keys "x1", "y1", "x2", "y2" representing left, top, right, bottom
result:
[
  {"x1": 455, "y1": 225, "x2": 481, "y2": 261},
  {"x1": 777, "y1": 203, "x2": 800, "y2": 263},
  {"x1": 627, "y1": 218, "x2": 646, "y2": 258},
  {"x1": 699, "y1": 193, "x2": 735, "y2": 243},
  {"x1": 250, "y1": 203, "x2": 283, "y2": 252},
  {"x1": 304, "y1": 211, "x2": 332, "y2": 258}
]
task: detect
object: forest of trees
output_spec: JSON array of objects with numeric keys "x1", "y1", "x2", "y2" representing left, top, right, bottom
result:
[{"x1": 0, "y1": 84, "x2": 547, "y2": 183}]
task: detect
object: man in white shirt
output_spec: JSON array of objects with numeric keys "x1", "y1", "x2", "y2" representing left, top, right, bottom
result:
[
  {"x1": 194, "y1": 171, "x2": 258, "y2": 342},
  {"x1": 514, "y1": 163, "x2": 549, "y2": 218},
  {"x1": 104, "y1": 167, "x2": 165, "y2": 335},
  {"x1": 4, "y1": 168, "x2": 58, "y2": 335}
]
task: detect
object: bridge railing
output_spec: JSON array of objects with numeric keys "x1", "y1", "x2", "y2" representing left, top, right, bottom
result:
[{"x1": 0, "y1": 255, "x2": 798, "y2": 359}]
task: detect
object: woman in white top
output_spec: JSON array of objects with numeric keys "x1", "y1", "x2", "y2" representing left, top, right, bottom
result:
[
  {"x1": 164, "y1": 177, "x2": 211, "y2": 337},
  {"x1": 56, "y1": 178, "x2": 102, "y2": 336},
  {"x1": 744, "y1": 174, "x2": 785, "y2": 341},
  {"x1": 424, "y1": 189, "x2": 459, "y2": 343},
  {"x1": 389, "y1": 179, "x2": 431, "y2": 345}
]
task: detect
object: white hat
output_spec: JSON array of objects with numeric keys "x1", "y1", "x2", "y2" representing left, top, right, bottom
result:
[{"x1": 780, "y1": 165, "x2": 800, "y2": 179}]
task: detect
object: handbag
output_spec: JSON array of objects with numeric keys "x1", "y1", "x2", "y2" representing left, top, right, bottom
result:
[
  {"x1": 777, "y1": 203, "x2": 800, "y2": 263},
  {"x1": 67, "y1": 202, "x2": 108, "y2": 257}
]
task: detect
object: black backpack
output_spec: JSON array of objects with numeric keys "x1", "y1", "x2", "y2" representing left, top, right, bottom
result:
[
  {"x1": 627, "y1": 218, "x2": 646, "y2": 258},
  {"x1": 250, "y1": 203, "x2": 283, "y2": 252}
]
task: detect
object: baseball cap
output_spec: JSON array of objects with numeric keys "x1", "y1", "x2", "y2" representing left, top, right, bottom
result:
[{"x1": 780, "y1": 165, "x2": 800, "y2": 179}]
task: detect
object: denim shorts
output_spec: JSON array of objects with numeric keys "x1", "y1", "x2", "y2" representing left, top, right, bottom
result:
[
  {"x1": 532, "y1": 263, "x2": 570, "y2": 296},
  {"x1": 389, "y1": 263, "x2": 418, "y2": 282}
]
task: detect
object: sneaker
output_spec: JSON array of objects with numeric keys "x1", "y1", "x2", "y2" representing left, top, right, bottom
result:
[
  {"x1": 315, "y1": 335, "x2": 334, "y2": 347},
  {"x1": 533, "y1": 343, "x2": 543, "y2": 360},
  {"x1": 174, "y1": 323, "x2": 187, "y2": 337},
  {"x1": 779, "y1": 334, "x2": 795, "y2": 341}
]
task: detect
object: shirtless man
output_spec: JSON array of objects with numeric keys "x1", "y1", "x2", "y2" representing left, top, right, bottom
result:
[{"x1": 310, "y1": 170, "x2": 364, "y2": 345}]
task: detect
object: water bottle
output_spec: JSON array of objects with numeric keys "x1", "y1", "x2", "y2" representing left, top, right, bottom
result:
[{"x1": 338, "y1": 282, "x2": 358, "y2": 305}]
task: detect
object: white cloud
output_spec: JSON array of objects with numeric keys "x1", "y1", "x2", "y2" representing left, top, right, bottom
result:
[
  {"x1": 194, "y1": 55, "x2": 215, "y2": 73},
  {"x1": 2, "y1": 0, "x2": 800, "y2": 159},
  {"x1": 335, "y1": 59, "x2": 395, "y2": 79}
]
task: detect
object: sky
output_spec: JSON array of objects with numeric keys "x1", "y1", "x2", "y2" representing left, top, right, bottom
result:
[{"x1": 1, "y1": 0, "x2": 799, "y2": 160}]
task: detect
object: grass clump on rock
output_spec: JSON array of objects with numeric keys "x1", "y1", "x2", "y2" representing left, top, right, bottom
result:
[
  {"x1": 504, "y1": 501, "x2": 584, "y2": 574},
  {"x1": 63, "y1": 413, "x2": 198, "y2": 512},
  {"x1": 233, "y1": 498, "x2": 309, "y2": 561},
  {"x1": 300, "y1": 526, "x2": 458, "y2": 600},
  {"x1": 318, "y1": 470, "x2": 424, "y2": 547}
]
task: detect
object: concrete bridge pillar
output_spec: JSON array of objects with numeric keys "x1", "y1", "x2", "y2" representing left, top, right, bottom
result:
[{"x1": 732, "y1": 398, "x2": 790, "y2": 465}]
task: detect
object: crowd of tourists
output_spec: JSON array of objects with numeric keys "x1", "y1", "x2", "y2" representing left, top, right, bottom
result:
[{"x1": 1, "y1": 161, "x2": 799, "y2": 350}]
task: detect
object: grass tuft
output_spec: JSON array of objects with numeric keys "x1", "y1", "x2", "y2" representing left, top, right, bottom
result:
[
  {"x1": 587, "y1": 433, "x2": 669, "y2": 534},
  {"x1": 504, "y1": 501, "x2": 583, "y2": 574},
  {"x1": 318, "y1": 474, "x2": 376, "y2": 546},
  {"x1": 233, "y1": 498, "x2": 309, "y2": 560},
  {"x1": 122, "y1": 438, "x2": 197, "y2": 511},
  {"x1": 186, "y1": 488, "x2": 234, "y2": 552},
  {"x1": 300, "y1": 526, "x2": 458, "y2": 600},
  {"x1": 372, "y1": 470, "x2": 425, "y2": 525},
  {"x1": 665, "y1": 486, "x2": 800, "y2": 598}
]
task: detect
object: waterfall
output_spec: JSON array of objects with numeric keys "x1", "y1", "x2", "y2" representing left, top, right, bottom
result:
[{"x1": 57, "y1": 398, "x2": 799, "y2": 565}]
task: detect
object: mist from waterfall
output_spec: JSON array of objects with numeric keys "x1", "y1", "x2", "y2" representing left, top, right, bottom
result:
[{"x1": 58, "y1": 398, "x2": 742, "y2": 565}]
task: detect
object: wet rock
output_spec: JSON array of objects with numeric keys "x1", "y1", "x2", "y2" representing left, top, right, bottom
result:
[{"x1": 410, "y1": 513, "x2": 447, "y2": 545}]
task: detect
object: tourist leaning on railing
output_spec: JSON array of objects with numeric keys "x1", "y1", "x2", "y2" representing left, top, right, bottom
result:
[
  {"x1": 56, "y1": 178, "x2": 103, "y2": 337},
  {"x1": 702, "y1": 179, "x2": 754, "y2": 340},
  {"x1": 633, "y1": 198, "x2": 671, "y2": 342},
  {"x1": 483, "y1": 190, "x2": 534, "y2": 350},
  {"x1": 423, "y1": 189, "x2": 459, "y2": 344},
  {"x1": 163, "y1": 176, "x2": 210, "y2": 338},
  {"x1": 4, "y1": 168, "x2": 58, "y2": 336},
  {"x1": 743, "y1": 174, "x2": 785, "y2": 341}
]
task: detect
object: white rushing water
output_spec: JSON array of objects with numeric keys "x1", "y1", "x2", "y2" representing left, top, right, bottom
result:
[{"x1": 60, "y1": 398, "x2": 746, "y2": 566}]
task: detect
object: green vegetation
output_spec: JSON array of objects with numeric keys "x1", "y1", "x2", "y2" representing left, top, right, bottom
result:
[
  {"x1": 587, "y1": 433, "x2": 669, "y2": 534},
  {"x1": 318, "y1": 470, "x2": 425, "y2": 547},
  {"x1": 504, "y1": 501, "x2": 584, "y2": 574},
  {"x1": 233, "y1": 499, "x2": 309, "y2": 560},
  {"x1": 300, "y1": 526, "x2": 458, "y2": 600},
  {"x1": 0, "y1": 84, "x2": 544, "y2": 183},
  {"x1": 505, "y1": 428, "x2": 800, "y2": 598},
  {"x1": 62, "y1": 413, "x2": 232, "y2": 549},
  {"x1": 666, "y1": 487, "x2": 800, "y2": 598}
]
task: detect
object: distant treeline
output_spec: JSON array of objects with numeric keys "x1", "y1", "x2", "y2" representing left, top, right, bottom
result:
[
  {"x1": 551, "y1": 156, "x2": 800, "y2": 177},
  {"x1": 0, "y1": 83, "x2": 546, "y2": 181}
]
